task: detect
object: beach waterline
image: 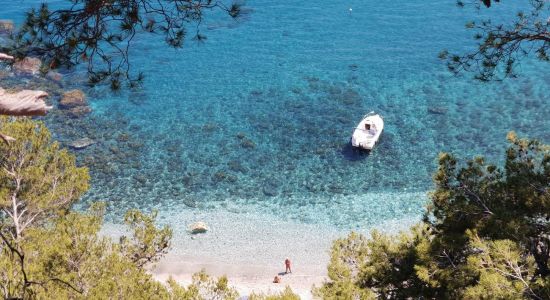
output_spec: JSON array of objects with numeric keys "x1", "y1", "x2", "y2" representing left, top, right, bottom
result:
[{"x1": 101, "y1": 203, "x2": 422, "y2": 298}]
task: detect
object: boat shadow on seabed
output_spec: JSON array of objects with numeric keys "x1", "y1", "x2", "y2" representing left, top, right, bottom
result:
[{"x1": 340, "y1": 140, "x2": 372, "y2": 161}]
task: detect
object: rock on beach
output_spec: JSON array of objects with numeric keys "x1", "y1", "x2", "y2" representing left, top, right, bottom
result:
[{"x1": 188, "y1": 222, "x2": 209, "y2": 234}]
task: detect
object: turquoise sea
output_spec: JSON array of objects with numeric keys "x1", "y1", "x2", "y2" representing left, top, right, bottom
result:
[{"x1": 1, "y1": 1, "x2": 549, "y2": 231}]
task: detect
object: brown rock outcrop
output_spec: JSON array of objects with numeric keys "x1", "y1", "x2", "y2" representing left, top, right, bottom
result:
[
  {"x1": 0, "y1": 53, "x2": 14, "y2": 61},
  {"x1": 59, "y1": 89, "x2": 91, "y2": 117},
  {"x1": 59, "y1": 89, "x2": 86, "y2": 108},
  {"x1": 13, "y1": 57, "x2": 42, "y2": 76},
  {"x1": 0, "y1": 87, "x2": 51, "y2": 116}
]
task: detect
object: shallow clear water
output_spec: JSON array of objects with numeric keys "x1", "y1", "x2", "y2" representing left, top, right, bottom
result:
[{"x1": 1, "y1": 1, "x2": 549, "y2": 230}]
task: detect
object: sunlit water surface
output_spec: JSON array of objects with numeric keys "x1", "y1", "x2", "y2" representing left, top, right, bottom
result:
[{"x1": 1, "y1": 1, "x2": 549, "y2": 230}]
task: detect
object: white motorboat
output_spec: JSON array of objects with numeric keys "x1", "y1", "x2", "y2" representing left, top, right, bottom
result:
[{"x1": 351, "y1": 112, "x2": 384, "y2": 150}]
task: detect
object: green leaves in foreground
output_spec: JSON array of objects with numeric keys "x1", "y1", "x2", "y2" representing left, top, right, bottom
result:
[
  {"x1": 18, "y1": 204, "x2": 169, "y2": 299},
  {"x1": 167, "y1": 270, "x2": 239, "y2": 300},
  {"x1": 249, "y1": 286, "x2": 301, "y2": 300},
  {"x1": 318, "y1": 133, "x2": 550, "y2": 299},
  {"x1": 0, "y1": 116, "x2": 89, "y2": 239},
  {"x1": 121, "y1": 209, "x2": 173, "y2": 267}
]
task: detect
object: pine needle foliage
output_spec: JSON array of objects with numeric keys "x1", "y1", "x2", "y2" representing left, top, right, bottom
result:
[
  {"x1": 441, "y1": 0, "x2": 549, "y2": 81},
  {"x1": 3, "y1": 0, "x2": 247, "y2": 89},
  {"x1": 318, "y1": 133, "x2": 550, "y2": 299}
]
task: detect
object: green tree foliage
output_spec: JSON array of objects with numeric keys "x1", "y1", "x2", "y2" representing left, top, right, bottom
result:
[
  {"x1": 0, "y1": 117, "x2": 248, "y2": 299},
  {"x1": 0, "y1": 117, "x2": 89, "y2": 239},
  {"x1": 463, "y1": 231, "x2": 539, "y2": 299},
  {"x1": 0, "y1": 117, "x2": 168, "y2": 298},
  {"x1": 318, "y1": 133, "x2": 550, "y2": 299},
  {"x1": 120, "y1": 209, "x2": 172, "y2": 267},
  {"x1": 441, "y1": 0, "x2": 549, "y2": 81},
  {"x1": 3, "y1": 0, "x2": 247, "y2": 89},
  {"x1": 167, "y1": 270, "x2": 239, "y2": 300},
  {"x1": 5, "y1": 204, "x2": 170, "y2": 299},
  {"x1": 313, "y1": 232, "x2": 375, "y2": 300},
  {"x1": 249, "y1": 286, "x2": 301, "y2": 300}
]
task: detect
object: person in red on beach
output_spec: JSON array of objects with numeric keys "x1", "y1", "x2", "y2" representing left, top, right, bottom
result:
[{"x1": 285, "y1": 258, "x2": 292, "y2": 274}]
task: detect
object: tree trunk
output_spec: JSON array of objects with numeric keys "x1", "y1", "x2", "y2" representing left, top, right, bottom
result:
[{"x1": 532, "y1": 237, "x2": 550, "y2": 276}]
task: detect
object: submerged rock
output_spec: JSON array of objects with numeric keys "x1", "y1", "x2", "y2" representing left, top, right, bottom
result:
[
  {"x1": 188, "y1": 222, "x2": 209, "y2": 234},
  {"x1": 0, "y1": 70, "x2": 9, "y2": 80},
  {"x1": 240, "y1": 138, "x2": 256, "y2": 149},
  {"x1": 262, "y1": 179, "x2": 280, "y2": 197},
  {"x1": 69, "y1": 138, "x2": 95, "y2": 150},
  {"x1": 59, "y1": 89, "x2": 91, "y2": 117},
  {"x1": 427, "y1": 106, "x2": 448, "y2": 115},
  {"x1": 13, "y1": 57, "x2": 42, "y2": 76},
  {"x1": 134, "y1": 174, "x2": 147, "y2": 184},
  {"x1": 263, "y1": 186, "x2": 278, "y2": 197},
  {"x1": 67, "y1": 106, "x2": 92, "y2": 118},
  {"x1": 46, "y1": 71, "x2": 63, "y2": 82},
  {"x1": 202, "y1": 123, "x2": 218, "y2": 132},
  {"x1": 182, "y1": 197, "x2": 198, "y2": 208},
  {"x1": 212, "y1": 171, "x2": 228, "y2": 183},
  {"x1": 59, "y1": 89, "x2": 86, "y2": 108},
  {"x1": 228, "y1": 160, "x2": 248, "y2": 173},
  {"x1": 0, "y1": 20, "x2": 14, "y2": 34}
]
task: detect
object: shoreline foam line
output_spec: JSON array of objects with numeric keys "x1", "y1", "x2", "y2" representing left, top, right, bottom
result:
[{"x1": 101, "y1": 195, "x2": 425, "y2": 298}]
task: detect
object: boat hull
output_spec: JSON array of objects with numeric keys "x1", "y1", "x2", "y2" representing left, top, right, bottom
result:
[{"x1": 351, "y1": 114, "x2": 384, "y2": 150}]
